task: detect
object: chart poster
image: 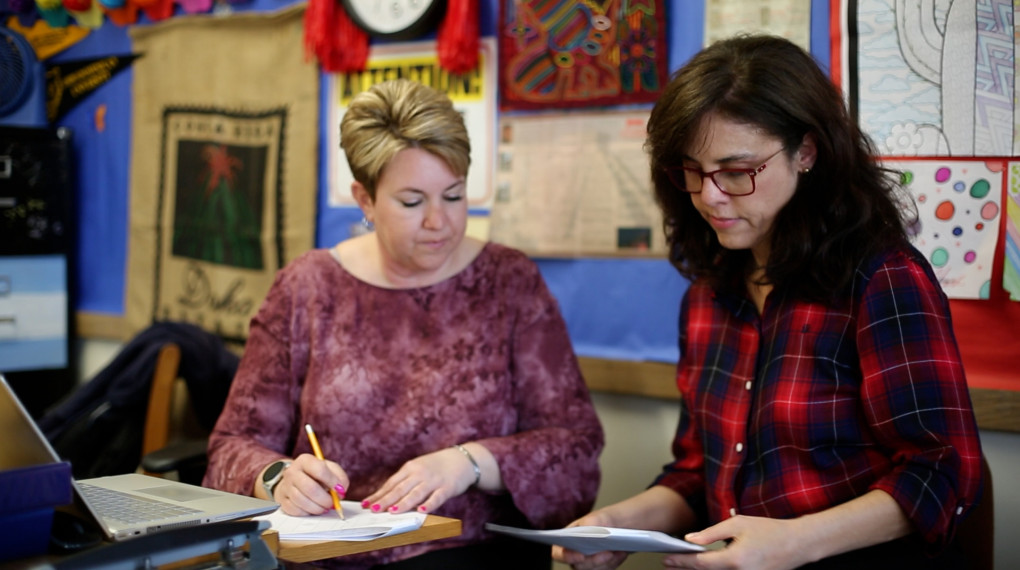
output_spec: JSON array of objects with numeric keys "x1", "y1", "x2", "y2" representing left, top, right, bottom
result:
[
  {"x1": 488, "y1": 111, "x2": 665, "y2": 257},
  {"x1": 327, "y1": 38, "x2": 497, "y2": 210}
]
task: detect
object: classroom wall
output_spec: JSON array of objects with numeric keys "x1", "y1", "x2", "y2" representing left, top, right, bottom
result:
[
  {"x1": 24, "y1": 0, "x2": 1016, "y2": 392},
  {"x1": 14, "y1": 1, "x2": 1020, "y2": 566},
  {"x1": 36, "y1": 0, "x2": 708, "y2": 364}
]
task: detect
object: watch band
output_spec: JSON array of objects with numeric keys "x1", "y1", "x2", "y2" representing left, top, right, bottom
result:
[{"x1": 261, "y1": 460, "x2": 291, "y2": 500}]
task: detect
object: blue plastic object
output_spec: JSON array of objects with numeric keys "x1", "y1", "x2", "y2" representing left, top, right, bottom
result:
[{"x1": 0, "y1": 461, "x2": 73, "y2": 562}]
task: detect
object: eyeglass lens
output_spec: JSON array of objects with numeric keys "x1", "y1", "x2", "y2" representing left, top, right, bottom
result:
[{"x1": 681, "y1": 168, "x2": 755, "y2": 195}]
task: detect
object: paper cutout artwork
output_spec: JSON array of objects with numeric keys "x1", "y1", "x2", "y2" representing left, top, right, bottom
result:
[{"x1": 886, "y1": 159, "x2": 1003, "y2": 299}]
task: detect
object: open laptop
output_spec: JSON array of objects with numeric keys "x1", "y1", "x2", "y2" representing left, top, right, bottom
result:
[{"x1": 0, "y1": 373, "x2": 278, "y2": 541}]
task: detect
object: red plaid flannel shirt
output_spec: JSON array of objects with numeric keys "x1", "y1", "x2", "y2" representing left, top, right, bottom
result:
[{"x1": 654, "y1": 246, "x2": 982, "y2": 550}]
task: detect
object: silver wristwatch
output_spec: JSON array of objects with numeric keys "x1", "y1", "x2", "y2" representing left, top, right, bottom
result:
[{"x1": 261, "y1": 460, "x2": 291, "y2": 500}]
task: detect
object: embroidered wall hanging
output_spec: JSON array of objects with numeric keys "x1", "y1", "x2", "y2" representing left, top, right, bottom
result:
[
  {"x1": 498, "y1": 0, "x2": 668, "y2": 111},
  {"x1": 125, "y1": 5, "x2": 318, "y2": 343}
]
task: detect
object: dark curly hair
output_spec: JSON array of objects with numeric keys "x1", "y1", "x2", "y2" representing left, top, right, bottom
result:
[{"x1": 646, "y1": 35, "x2": 915, "y2": 303}]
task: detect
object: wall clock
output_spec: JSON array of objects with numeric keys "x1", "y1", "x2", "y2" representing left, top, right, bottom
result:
[{"x1": 341, "y1": 0, "x2": 446, "y2": 40}]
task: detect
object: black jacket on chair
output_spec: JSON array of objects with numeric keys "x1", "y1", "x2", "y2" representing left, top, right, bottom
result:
[{"x1": 38, "y1": 321, "x2": 239, "y2": 480}]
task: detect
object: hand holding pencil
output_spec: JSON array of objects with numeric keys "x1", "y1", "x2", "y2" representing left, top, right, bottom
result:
[{"x1": 305, "y1": 423, "x2": 345, "y2": 519}]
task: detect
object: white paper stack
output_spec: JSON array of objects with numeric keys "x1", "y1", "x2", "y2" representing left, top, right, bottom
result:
[{"x1": 258, "y1": 501, "x2": 426, "y2": 541}]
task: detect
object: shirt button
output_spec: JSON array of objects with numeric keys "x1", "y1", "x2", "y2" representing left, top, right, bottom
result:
[
  {"x1": 729, "y1": 508, "x2": 737, "y2": 517},
  {"x1": 745, "y1": 380, "x2": 752, "y2": 390},
  {"x1": 735, "y1": 442, "x2": 744, "y2": 453}
]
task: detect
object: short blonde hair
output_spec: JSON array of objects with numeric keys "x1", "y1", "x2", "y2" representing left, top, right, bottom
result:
[{"x1": 340, "y1": 79, "x2": 471, "y2": 200}]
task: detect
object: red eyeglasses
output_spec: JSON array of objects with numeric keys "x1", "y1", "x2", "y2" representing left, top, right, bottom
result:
[{"x1": 663, "y1": 148, "x2": 786, "y2": 196}]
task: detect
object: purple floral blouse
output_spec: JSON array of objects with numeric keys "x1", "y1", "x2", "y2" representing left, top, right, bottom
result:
[{"x1": 203, "y1": 242, "x2": 604, "y2": 568}]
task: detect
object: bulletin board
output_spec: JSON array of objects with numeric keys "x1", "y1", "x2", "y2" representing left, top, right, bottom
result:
[
  {"x1": 947, "y1": 163, "x2": 1020, "y2": 394},
  {"x1": 39, "y1": 0, "x2": 1018, "y2": 428},
  {"x1": 832, "y1": 0, "x2": 1020, "y2": 397}
]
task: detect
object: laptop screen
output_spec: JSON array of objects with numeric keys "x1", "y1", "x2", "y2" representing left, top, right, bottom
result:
[{"x1": 0, "y1": 373, "x2": 64, "y2": 469}]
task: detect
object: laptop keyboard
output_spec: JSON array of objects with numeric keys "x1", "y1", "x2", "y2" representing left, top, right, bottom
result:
[{"x1": 78, "y1": 482, "x2": 203, "y2": 524}]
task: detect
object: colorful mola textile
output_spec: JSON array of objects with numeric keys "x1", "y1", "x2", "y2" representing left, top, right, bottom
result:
[{"x1": 498, "y1": 0, "x2": 667, "y2": 111}]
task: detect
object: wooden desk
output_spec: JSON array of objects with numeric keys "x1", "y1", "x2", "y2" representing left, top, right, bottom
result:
[
  {"x1": 0, "y1": 516, "x2": 461, "y2": 568},
  {"x1": 270, "y1": 514, "x2": 462, "y2": 563}
]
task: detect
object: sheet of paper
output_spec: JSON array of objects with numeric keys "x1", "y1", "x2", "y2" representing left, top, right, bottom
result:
[
  {"x1": 257, "y1": 501, "x2": 425, "y2": 542},
  {"x1": 485, "y1": 523, "x2": 706, "y2": 555}
]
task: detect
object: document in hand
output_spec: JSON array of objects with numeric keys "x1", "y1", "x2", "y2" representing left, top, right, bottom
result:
[
  {"x1": 258, "y1": 502, "x2": 426, "y2": 541},
  {"x1": 485, "y1": 523, "x2": 706, "y2": 555}
]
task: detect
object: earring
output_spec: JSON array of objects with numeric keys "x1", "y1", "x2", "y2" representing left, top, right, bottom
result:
[
  {"x1": 801, "y1": 167, "x2": 811, "y2": 174},
  {"x1": 361, "y1": 217, "x2": 374, "y2": 231}
]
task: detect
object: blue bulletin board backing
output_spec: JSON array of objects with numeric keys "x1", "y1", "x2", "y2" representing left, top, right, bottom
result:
[{"x1": 51, "y1": 1, "x2": 832, "y2": 365}]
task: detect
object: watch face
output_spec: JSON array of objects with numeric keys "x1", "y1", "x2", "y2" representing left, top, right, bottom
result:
[
  {"x1": 342, "y1": 0, "x2": 445, "y2": 40},
  {"x1": 263, "y1": 460, "x2": 287, "y2": 481}
]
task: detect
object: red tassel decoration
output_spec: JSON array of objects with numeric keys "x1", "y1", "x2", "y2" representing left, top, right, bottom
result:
[
  {"x1": 437, "y1": 0, "x2": 479, "y2": 74},
  {"x1": 303, "y1": 0, "x2": 334, "y2": 66},
  {"x1": 304, "y1": 0, "x2": 369, "y2": 73},
  {"x1": 329, "y1": 2, "x2": 369, "y2": 72}
]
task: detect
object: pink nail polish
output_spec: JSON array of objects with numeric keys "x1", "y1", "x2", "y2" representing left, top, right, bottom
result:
[
  {"x1": 389, "y1": 505, "x2": 398, "y2": 512},
  {"x1": 371, "y1": 503, "x2": 381, "y2": 512},
  {"x1": 334, "y1": 484, "x2": 346, "y2": 497},
  {"x1": 361, "y1": 500, "x2": 370, "y2": 508},
  {"x1": 418, "y1": 505, "x2": 427, "y2": 512}
]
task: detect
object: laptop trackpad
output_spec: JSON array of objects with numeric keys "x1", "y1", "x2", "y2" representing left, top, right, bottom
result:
[{"x1": 137, "y1": 485, "x2": 220, "y2": 502}]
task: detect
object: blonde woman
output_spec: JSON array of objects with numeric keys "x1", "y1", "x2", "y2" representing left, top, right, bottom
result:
[{"x1": 205, "y1": 79, "x2": 604, "y2": 569}]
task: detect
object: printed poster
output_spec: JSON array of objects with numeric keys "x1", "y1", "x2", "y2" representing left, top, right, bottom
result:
[
  {"x1": 488, "y1": 111, "x2": 666, "y2": 257},
  {"x1": 327, "y1": 38, "x2": 497, "y2": 210},
  {"x1": 703, "y1": 0, "x2": 811, "y2": 50}
]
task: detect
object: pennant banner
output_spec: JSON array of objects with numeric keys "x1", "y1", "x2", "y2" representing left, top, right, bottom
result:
[{"x1": 45, "y1": 55, "x2": 138, "y2": 122}]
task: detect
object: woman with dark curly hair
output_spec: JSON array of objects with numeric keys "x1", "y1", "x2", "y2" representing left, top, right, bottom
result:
[{"x1": 554, "y1": 35, "x2": 982, "y2": 570}]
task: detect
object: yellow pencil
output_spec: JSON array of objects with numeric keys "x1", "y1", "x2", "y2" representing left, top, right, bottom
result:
[{"x1": 305, "y1": 423, "x2": 344, "y2": 519}]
